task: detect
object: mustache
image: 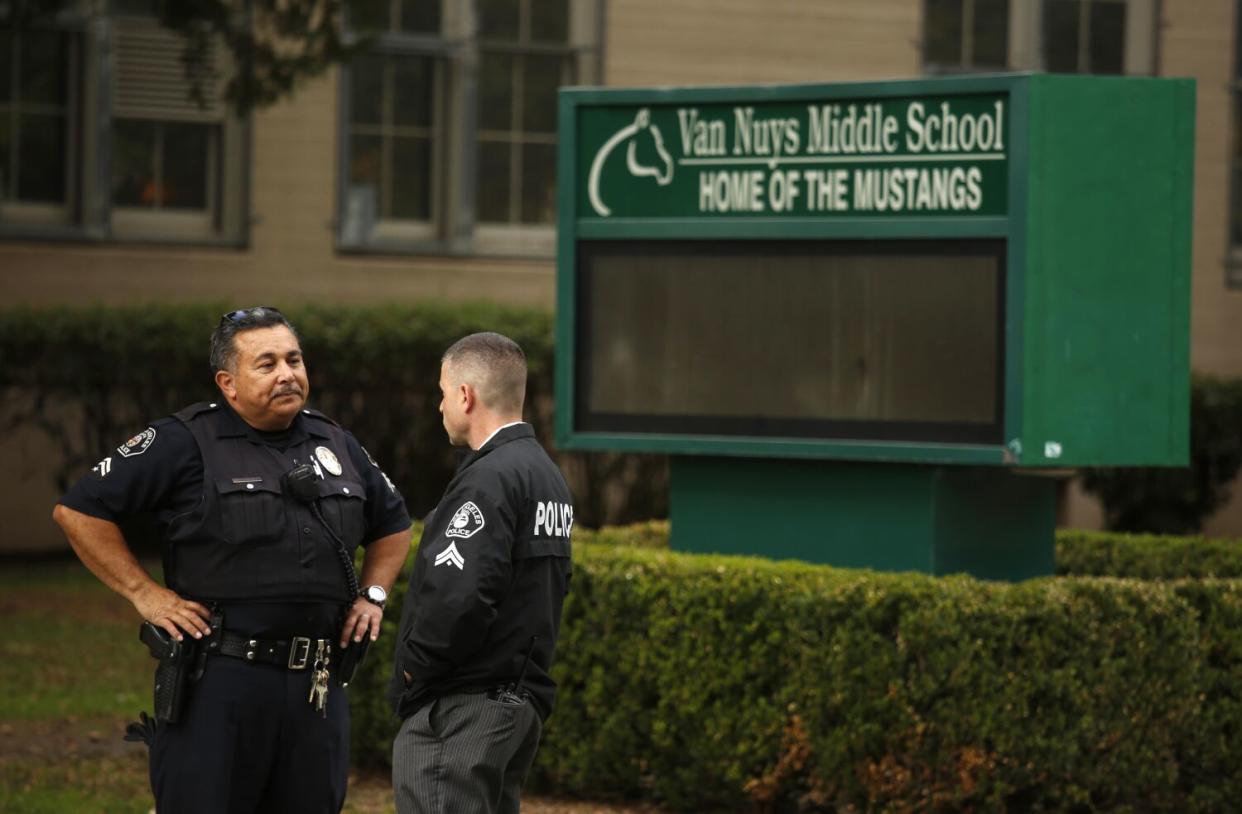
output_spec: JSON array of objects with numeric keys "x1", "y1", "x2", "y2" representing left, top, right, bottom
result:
[{"x1": 272, "y1": 385, "x2": 304, "y2": 398}]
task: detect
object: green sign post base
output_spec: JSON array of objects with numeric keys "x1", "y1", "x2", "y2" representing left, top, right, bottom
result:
[{"x1": 669, "y1": 456, "x2": 1055, "y2": 581}]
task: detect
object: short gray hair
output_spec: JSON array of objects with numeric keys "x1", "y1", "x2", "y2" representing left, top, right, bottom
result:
[
  {"x1": 209, "y1": 307, "x2": 299, "y2": 373},
  {"x1": 442, "y1": 332, "x2": 527, "y2": 415}
]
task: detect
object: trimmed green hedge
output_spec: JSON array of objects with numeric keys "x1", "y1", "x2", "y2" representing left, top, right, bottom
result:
[
  {"x1": 574, "y1": 520, "x2": 672, "y2": 549},
  {"x1": 0, "y1": 303, "x2": 666, "y2": 527},
  {"x1": 1056, "y1": 529, "x2": 1242, "y2": 579},
  {"x1": 569, "y1": 521, "x2": 1242, "y2": 581},
  {"x1": 351, "y1": 533, "x2": 1242, "y2": 812}
]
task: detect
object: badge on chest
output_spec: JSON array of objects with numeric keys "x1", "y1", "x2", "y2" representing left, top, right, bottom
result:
[{"x1": 315, "y1": 445, "x2": 342, "y2": 476}]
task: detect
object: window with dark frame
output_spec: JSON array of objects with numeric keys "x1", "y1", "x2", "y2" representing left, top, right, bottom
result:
[
  {"x1": 0, "y1": 8, "x2": 246, "y2": 243},
  {"x1": 924, "y1": 0, "x2": 1153, "y2": 78},
  {"x1": 1042, "y1": 0, "x2": 1126, "y2": 74},
  {"x1": 0, "y1": 29, "x2": 74, "y2": 215},
  {"x1": 107, "y1": 14, "x2": 242, "y2": 241},
  {"x1": 112, "y1": 120, "x2": 219, "y2": 212},
  {"x1": 347, "y1": 52, "x2": 438, "y2": 225},
  {"x1": 476, "y1": 0, "x2": 572, "y2": 226},
  {"x1": 339, "y1": 0, "x2": 597, "y2": 254},
  {"x1": 924, "y1": 0, "x2": 1011, "y2": 72},
  {"x1": 346, "y1": 0, "x2": 442, "y2": 237}
]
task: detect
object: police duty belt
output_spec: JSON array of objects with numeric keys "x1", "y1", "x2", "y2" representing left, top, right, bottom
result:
[{"x1": 211, "y1": 630, "x2": 332, "y2": 671}]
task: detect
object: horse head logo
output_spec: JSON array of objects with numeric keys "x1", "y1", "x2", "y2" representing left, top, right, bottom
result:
[{"x1": 588, "y1": 108, "x2": 674, "y2": 217}]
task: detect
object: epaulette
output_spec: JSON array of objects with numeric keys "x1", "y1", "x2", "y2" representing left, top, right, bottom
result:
[
  {"x1": 300, "y1": 407, "x2": 340, "y2": 427},
  {"x1": 173, "y1": 401, "x2": 221, "y2": 423}
]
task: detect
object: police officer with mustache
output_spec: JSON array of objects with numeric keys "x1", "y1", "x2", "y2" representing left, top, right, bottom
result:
[{"x1": 53, "y1": 306, "x2": 412, "y2": 814}]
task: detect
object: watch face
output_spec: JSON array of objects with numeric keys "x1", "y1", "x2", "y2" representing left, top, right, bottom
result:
[{"x1": 366, "y1": 586, "x2": 387, "y2": 604}]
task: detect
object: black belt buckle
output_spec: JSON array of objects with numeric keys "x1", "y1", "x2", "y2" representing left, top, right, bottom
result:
[{"x1": 288, "y1": 637, "x2": 312, "y2": 670}]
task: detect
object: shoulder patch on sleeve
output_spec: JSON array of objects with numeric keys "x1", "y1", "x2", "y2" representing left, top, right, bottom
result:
[
  {"x1": 445, "y1": 501, "x2": 485, "y2": 539},
  {"x1": 116, "y1": 427, "x2": 157, "y2": 458}
]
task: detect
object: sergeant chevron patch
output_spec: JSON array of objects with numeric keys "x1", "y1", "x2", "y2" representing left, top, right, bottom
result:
[{"x1": 434, "y1": 542, "x2": 465, "y2": 570}]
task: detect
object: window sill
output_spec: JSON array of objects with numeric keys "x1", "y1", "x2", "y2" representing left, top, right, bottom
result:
[
  {"x1": 111, "y1": 208, "x2": 222, "y2": 242},
  {"x1": 336, "y1": 224, "x2": 557, "y2": 261},
  {"x1": 335, "y1": 238, "x2": 556, "y2": 262},
  {"x1": 472, "y1": 224, "x2": 555, "y2": 257},
  {"x1": 0, "y1": 221, "x2": 246, "y2": 250}
]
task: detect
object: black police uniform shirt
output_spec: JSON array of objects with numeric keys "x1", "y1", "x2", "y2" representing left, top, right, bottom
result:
[
  {"x1": 60, "y1": 401, "x2": 410, "y2": 612},
  {"x1": 390, "y1": 422, "x2": 573, "y2": 722}
]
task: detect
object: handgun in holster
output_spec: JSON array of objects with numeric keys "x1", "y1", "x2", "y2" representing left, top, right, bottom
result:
[
  {"x1": 139, "y1": 622, "x2": 195, "y2": 725},
  {"x1": 334, "y1": 634, "x2": 370, "y2": 688}
]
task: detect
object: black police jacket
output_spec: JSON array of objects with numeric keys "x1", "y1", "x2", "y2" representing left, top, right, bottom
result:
[
  {"x1": 390, "y1": 423, "x2": 573, "y2": 722},
  {"x1": 167, "y1": 402, "x2": 371, "y2": 603}
]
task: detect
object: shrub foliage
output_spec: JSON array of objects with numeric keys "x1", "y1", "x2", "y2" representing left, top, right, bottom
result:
[
  {"x1": 1056, "y1": 529, "x2": 1242, "y2": 579},
  {"x1": 349, "y1": 529, "x2": 1242, "y2": 812},
  {"x1": 581, "y1": 521, "x2": 1242, "y2": 581},
  {"x1": 0, "y1": 303, "x2": 666, "y2": 527}
]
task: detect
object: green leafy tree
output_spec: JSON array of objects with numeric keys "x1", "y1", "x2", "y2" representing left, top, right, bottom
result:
[{"x1": 1, "y1": 0, "x2": 379, "y2": 115}]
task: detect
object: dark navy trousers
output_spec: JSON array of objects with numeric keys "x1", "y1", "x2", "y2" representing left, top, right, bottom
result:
[
  {"x1": 150, "y1": 656, "x2": 349, "y2": 813},
  {"x1": 148, "y1": 604, "x2": 350, "y2": 814}
]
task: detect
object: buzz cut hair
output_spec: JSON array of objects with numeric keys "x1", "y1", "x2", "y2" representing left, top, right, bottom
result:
[
  {"x1": 209, "y1": 307, "x2": 299, "y2": 373},
  {"x1": 442, "y1": 332, "x2": 527, "y2": 416}
]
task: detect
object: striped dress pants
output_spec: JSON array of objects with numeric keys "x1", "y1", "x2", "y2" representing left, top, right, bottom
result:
[{"x1": 393, "y1": 692, "x2": 543, "y2": 814}]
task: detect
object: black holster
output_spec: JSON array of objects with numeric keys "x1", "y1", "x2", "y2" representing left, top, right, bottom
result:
[
  {"x1": 334, "y1": 634, "x2": 370, "y2": 688},
  {"x1": 139, "y1": 622, "x2": 196, "y2": 725}
]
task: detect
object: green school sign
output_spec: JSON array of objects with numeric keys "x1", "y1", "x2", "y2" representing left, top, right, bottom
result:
[
  {"x1": 556, "y1": 74, "x2": 1194, "y2": 580},
  {"x1": 579, "y1": 94, "x2": 1009, "y2": 219}
]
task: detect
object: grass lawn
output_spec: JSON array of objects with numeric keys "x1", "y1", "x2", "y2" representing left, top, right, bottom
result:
[{"x1": 0, "y1": 558, "x2": 662, "y2": 814}]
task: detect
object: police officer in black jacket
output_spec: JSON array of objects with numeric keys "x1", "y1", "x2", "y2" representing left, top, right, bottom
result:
[
  {"x1": 390, "y1": 332, "x2": 573, "y2": 814},
  {"x1": 52, "y1": 307, "x2": 412, "y2": 814}
]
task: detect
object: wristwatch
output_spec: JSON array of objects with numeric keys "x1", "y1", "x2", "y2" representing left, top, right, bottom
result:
[{"x1": 362, "y1": 585, "x2": 387, "y2": 609}]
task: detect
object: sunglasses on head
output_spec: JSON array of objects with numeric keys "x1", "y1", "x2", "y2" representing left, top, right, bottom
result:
[{"x1": 220, "y1": 306, "x2": 282, "y2": 325}]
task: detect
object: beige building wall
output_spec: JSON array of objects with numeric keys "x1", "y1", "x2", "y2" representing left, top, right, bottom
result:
[
  {"x1": 1167, "y1": 0, "x2": 1242, "y2": 537},
  {"x1": 605, "y1": 0, "x2": 920, "y2": 86},
  {"x1": 1166, "y1": 0, "x2": 1242, "y2": 378}
]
